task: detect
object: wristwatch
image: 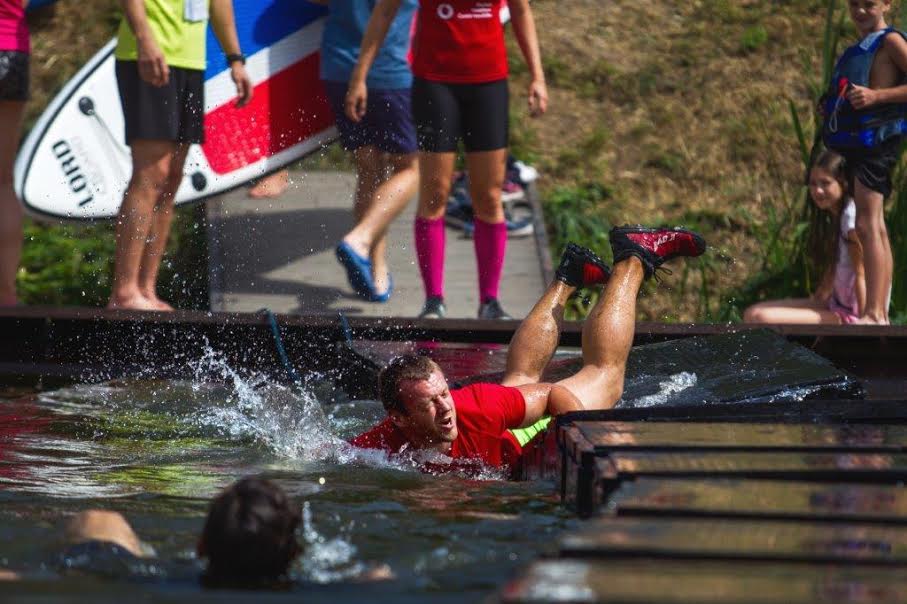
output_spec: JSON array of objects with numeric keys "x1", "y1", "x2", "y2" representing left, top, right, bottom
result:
[{"x1": 226, "y1": 53, "x2": 246, "y2": 65}]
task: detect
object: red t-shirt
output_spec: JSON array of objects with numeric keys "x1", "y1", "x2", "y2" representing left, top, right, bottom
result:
[
  {"x1": 349, "y1": 382, "x2": 526, "y2": 471},
  {"x1": 412, "y1": 0, "x2": 508, "y2": 83}
]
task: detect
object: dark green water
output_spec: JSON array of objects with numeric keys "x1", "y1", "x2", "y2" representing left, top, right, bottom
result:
[{"x1": 0, "y1": 354, "x2": 573, "y2": 602}]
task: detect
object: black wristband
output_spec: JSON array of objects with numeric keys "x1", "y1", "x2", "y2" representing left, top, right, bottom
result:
[{"x1": 226, "y1": 53, "x2": 246, "y2": 65}]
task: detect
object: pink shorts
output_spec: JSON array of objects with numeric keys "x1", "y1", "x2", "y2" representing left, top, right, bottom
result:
[{"x1": 828, "y1": 299, "x2": 859, "y2": 324}]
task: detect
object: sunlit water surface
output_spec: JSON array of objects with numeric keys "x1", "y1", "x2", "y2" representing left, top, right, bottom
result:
[{"x1": 0, "y1": 351, "x2": 575, "y2": 603}]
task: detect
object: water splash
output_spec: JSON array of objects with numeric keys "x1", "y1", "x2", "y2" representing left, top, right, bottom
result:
[
  {"x1": 185, "y1": 347, "x2": 341, "y2": 461},
  {"x1": 626, "y1": 372, "x2": 698, "y2": 408},
  {"x1": 298, "y1": 501, "x2": 367, "y2": 583}
]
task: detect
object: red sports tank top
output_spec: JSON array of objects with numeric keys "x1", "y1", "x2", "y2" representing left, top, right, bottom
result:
[{"x1": 412, "y1": 0, "x2": 508, "y2": 83}]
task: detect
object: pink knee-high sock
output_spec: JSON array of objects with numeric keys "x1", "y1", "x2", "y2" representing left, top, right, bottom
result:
[
  {"x1": 414, "y1": 216, "x2": 445, "y2": 299},
  {"x1": 473, "y1": 218, "x2": 507, "y2": 303}
]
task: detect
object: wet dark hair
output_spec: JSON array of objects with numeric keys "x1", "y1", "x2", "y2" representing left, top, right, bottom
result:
[
  {"x1": 199, "y1": 477, "x2": 301, "y2": 588},
  {"x1": 807, "y1": 149, "x2": 850, "y2": 287},
  {"x1": 378, "y1": 354, "x2": 440, "y2": 414}
]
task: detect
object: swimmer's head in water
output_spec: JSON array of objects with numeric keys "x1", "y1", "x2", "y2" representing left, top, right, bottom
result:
[
  {"x1": 198, "y1": 477, "x2": 301, "y2": 587},
  {"x1": 380, "y1": 355, "x2": 458, "y2": 448},
  {"x1": 379, "y1": 354, "x2": 441, "y2": 414}
]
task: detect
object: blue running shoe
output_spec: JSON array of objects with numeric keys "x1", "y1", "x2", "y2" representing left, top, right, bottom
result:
[{"x1": 335, "y1": 241, "x2": 374, "y2": 299}]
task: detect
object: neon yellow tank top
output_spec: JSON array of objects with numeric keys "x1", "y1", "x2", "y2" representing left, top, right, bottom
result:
[{"x1": 115, "y1": 0, "x2": 208, "y2": 71}]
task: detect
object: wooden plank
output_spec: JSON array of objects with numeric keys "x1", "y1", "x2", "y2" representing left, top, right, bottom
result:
[
  {"x1": 559, "y1": 516, "x2": 907, "y2": 565},
  {"x1": 605, "y1": 451, "x2": 907, "y2": 478},
  {"x1": 563, "y1": 398, "x2": 907, "y2": 424},
  {"x1": 576, "y1": 422, "x2": 907, "y2": 452},
  {"x1": 609, "y1": 478, "x2": 907, "y2": 524},
  {"x1": 577, "y1": 452, "x2": 907, "y2": 517},
  {"x1": 500, "y1": 558, "x2": 907, "y2": 603}
]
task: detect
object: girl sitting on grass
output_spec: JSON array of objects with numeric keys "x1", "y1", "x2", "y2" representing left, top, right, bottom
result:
[{"x1": 744, "y1": 150, "x2": 866, "y2": 324}]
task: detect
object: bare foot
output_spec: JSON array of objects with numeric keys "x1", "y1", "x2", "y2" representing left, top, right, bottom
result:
[
  {"x1": 372, "y1": 266, "x2": 390, "y2": 296},
  {"x1": 852, "y1": 315, "x2": 890, "y2": 326},
  {"x1": 248, "y1": 170, "x2": 289, "y2": 199},
  {"x1": 342, "y1": 235, "x2": 371, "y2": 260},
  {"x1": 107, "y1": 294, "x2": 159, "y2": 311},
  {"x1": 140, "y1": 292, "x2": 175, "y2": 311},
  {"x1": 148, "y1": 296, "x2": 174, "y2": 311}
]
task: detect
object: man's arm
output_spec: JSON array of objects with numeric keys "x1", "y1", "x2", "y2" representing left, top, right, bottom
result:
[
  {"x1": 508, "y1": 0, "x2": 548, "y2": 117},
  {"x1": 847, "y1": 33, "x2": 907, "y2": 108},
  {"x1": 120, "y1": 0, "x2": 169, "y2": 87},
  {"x1": 515, "y1": 383, "x2": 582, "y2": 428},
  {"x1": 345, "y1": 0, "x2": 403, "y2": 122},
  {"x1": 209, "y1": 0, "x2": 252, "y2": 107}
]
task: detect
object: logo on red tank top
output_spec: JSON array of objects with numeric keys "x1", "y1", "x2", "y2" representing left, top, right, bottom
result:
[{"x1": 437, "y1": 3, "x2": 454, "y2": 19}]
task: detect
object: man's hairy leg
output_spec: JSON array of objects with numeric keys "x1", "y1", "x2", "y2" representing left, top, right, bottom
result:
[
  {"x1": 556, "y1": 257, "x2": 644, "y2": 410},
  {"x1": 501, "y1": 280, "x2": 575, "y2": 387}
]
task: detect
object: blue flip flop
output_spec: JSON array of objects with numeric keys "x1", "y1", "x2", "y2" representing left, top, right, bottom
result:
[
  {"x1": 335, "y1": 241, "x2": 374, "y2": 298},
  {"x1": 369, "y1": 273, "x2": 394, "y2": 303}
]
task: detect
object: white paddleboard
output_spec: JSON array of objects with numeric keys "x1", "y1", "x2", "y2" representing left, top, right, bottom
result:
[{"x1": 15, "y1": 0, "x2": 337, "y2": 220}]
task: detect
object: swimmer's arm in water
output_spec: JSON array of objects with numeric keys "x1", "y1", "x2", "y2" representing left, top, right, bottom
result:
[
  {"x1": 509, "y1": 0, "x2": 548, "y2": 117},
  {"x1": 846, "y1": 229, "x2": 867, "y2": 316},
  {"x1": 120, "y1": 0, "x2": 169, "y2": 87},
  {"x1": 515, "y1": 383, "x2": 582, "y2": 428},
  {"x1": 64, "y1": 511, "x2": 147, "y2": 558},
  {"x1": 346, "y1": 0, "x2": 403, "y2": 122},
  {"x1": 210, "y1": 0, "x2": 252, "y2": 107}
]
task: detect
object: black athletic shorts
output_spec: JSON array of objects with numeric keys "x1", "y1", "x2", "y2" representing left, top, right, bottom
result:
[
  {"x1": 840, "y1": 136, "x2": 903, "y2": 198},
  {"x1": 115, "y1": 60, "x2": 205, "y2": 145},
  {"x1": 412, "y1": 77, "x2": 509, "y2": 153},
  {"x1": 0, "y1": 51, "x2": 29, "y2": 101}
]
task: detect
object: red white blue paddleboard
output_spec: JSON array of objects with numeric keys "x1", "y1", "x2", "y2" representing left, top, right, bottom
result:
[{"x1": 15, "y1": 0, "x2": 336, "y2": 221}]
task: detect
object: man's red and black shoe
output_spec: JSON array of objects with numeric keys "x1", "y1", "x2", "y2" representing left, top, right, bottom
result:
[
  {"x1": 555, "y1": 243, "x2": 612, "y2": 288},
  {"x1": 609, "y1": 225, "x2": 706, "y2": 279}
]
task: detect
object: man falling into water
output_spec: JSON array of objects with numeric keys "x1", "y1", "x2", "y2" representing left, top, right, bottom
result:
[{"x1": 350, "y1": 226, "x2": 706, "y2": 475}]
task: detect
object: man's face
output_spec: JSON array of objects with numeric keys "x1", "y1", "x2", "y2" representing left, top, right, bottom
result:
[
  {"x1": 848, "y1": 0, "x2": 890, "y2": 32},
  {"x1": 391, "y1": 369, "x2": 458, "y2": 449}
]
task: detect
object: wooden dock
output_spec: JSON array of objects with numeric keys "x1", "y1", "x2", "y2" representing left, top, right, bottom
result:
[
  {"x1": 502, "y1": 361, "x2": 907, "y2": 602},
  {"x1": 2, "y1": 307, "x2": 907, "y2": 600},
  {"x1": 205, "y1": 170, "x2": 551, "y2": 319}
]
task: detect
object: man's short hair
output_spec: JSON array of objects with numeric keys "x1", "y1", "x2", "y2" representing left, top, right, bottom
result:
[
  {"x1": 378, "y1": 354, "x2": 440, "y2": 414},
  {"x1": 200, "y1": 477, "x2": 301, "y2": 587}
]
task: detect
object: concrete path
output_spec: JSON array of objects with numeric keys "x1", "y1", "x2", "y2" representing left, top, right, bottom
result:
[{"x1": 206, "y1": 170, "x2": 550, "y2": 319}]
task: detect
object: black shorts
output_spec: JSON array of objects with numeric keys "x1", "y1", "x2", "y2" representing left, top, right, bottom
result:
[
  {"x1": 412, "y1": 77, "x2": 509, "y2": 153},
  {"x1": 0, "y1": 51, "x2": 29, "y2": 101},
  {"x1": 840, "y1": 136, "x2": 903, "y2": 198},
  {"x1": 116, "y1": 60, "x2": 205, "y2": 145}
]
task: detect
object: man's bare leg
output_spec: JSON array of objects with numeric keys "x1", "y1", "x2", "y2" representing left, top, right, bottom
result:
[
  {"x1": 556, "y1": 257, "x2": 645, "y2": 410},
  {"x1": 108, "y1": 140, "x2": 178, "y2": 310},
  {"x1": 137, "y1": 145, "x2": 189, "y2": 311},
  {"x1": 502, "y1": 280, "x2": 575, "y2": 386}
]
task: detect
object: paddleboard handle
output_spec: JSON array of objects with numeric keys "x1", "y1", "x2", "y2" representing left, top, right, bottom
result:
[{"x1": 78, "y1": 97, "x2": 96, "y2": 117}]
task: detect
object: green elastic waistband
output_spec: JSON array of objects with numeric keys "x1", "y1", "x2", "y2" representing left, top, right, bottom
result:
[{"x1": 509, "y1": 416, "x2": 552, "y2": 447}]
